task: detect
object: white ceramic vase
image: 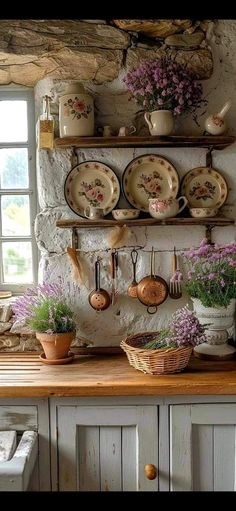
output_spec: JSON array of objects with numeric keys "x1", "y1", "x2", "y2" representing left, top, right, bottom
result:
[
  {"x1": 59, "y1": 83, "x2": 94, "y2": 137},
  {"x1": 144, "y1": 110, "x2": 174, "y2": 136},
  {"x1": 192, "y1": 298, "x2": 236, "y2": 360}
]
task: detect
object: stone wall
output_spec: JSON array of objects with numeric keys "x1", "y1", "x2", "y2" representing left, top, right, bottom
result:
[{"x1": 4, "y1": 19, "x2": 236, "y2": 350}]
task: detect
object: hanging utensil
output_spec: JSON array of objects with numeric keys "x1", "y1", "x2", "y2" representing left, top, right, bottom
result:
[
  {"x1": 169, "y1": 247, "x2": 182, "y2": 299},
  {"x1": 127, "y1": 249, "x2": 139, "y2": 298},
  {"x1": 136, "y1": 248, "x2": 169, "y2": 314},
  {"x1": 89, "y1": 258, "x2": 111, "y2": 311},
  {"x1": 110, "y1": 250, "x2": 118, "y2": 305}
]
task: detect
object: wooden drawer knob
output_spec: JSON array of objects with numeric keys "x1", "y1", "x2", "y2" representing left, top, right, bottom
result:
[{"x1": 144, "y1": 464, "x2": 158, "y2": 480}]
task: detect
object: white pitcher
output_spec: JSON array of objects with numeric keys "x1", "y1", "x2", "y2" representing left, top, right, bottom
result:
[{"x1": 144, "y1": 110, "x2": 174, "y2": 136}]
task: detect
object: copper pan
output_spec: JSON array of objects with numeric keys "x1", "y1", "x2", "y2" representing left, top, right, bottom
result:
[
  {"x1": 89, "y1": 258, "x2": 111, "y2": 311},
  {"x1": 136, "y1": 248, "x2": 169, "y2": 314}
]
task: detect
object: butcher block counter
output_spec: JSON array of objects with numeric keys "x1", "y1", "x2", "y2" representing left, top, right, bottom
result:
[{"x1": 1, "y1": 352, "x2": 236, "y2": 397}]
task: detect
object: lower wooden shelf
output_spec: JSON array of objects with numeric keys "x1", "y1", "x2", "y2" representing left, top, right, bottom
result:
[{"x1": 56, "y1": 217, "x2": 235, "y2": 229}]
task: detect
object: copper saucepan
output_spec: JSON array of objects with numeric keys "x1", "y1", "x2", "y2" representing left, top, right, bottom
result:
[
  {"x1": 89, "y1": 258, "x2": 111, "y2": 311},
  {"x1": 136, "y1": 248, "x2": 169, "y2": 314}
]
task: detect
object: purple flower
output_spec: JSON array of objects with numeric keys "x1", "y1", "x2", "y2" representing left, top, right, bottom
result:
[
  {"x1": 182, "y1": 239, "x2": 236, "y2": 307},
  {"x1": 123, "y1": 56, "x2": 206, "y2": 115}
]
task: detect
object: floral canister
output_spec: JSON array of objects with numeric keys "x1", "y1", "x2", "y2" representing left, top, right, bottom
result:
[{"x1": 59, "y1": 83, "x2": 94, "y2": 137}]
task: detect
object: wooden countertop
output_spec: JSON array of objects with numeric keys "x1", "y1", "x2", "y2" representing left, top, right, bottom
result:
[{"x1": 1, "y1": 353, "x2": 236, "y2": 397}]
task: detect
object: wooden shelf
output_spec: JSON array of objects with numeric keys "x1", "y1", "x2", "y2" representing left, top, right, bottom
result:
[
  {"x1": 56, "y1": 217, "x2": 235, "y2": 229},
  {"x1": 54, "y1": 135, "x2": 236, "y2": 150}
]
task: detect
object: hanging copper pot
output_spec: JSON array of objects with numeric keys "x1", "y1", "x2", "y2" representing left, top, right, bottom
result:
[
  {"x1": 89, "y1": 258, "x2": 111, "y2": 311},
  {"x1": 136, "y1": 248, "x2": 169, "y2": 314}
]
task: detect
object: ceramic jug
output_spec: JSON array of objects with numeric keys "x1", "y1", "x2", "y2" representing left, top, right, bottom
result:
[
  {"x1": 205, "y1": 101, "x2": 231, "y2": 135},
  {"x1": 149, "y1": 197, "x2": 188, "y2": 219},
  {"x1": 59, "y1": 83, "x2": 94, "y2": 137},
  {"x1": 144, "y1": 110, "x2": 174, "y2": 136}
]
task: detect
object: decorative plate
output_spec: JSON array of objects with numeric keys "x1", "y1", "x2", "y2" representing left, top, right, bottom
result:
[
  {"x1": 64, "y1": 161, "x2": 120, "y2": 218},
  {"x1": 181, "y1": 166, "x2": 228, "y2": 208},
  {"x1": 122, "y1": 154, "x2": 179, "y2": 212}
]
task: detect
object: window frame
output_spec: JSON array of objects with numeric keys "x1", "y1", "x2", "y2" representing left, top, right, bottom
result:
[{"x1": 0, "y1": 87, "x2": 38, "y2": 294}]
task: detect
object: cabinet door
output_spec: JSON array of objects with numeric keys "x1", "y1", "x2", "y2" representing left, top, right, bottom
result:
[
  {"x1": 56, "y1": 405, "x2": 158, "y2": 491},
  {"x1": 170, "y1": 404, "x2": 236, "y2": 491}
]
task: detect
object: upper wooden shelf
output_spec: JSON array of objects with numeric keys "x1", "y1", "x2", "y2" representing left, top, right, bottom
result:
[
  {"x1": 56, "y1": 217, "x2": 235, "y2": 229},
  {"x1": 54, "y1": 135, "x2": 236, "y2": 150}
]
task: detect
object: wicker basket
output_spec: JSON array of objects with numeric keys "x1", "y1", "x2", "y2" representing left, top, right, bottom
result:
[{"x1": 120, "y1": 332, "x2": 192, "y2": 375}]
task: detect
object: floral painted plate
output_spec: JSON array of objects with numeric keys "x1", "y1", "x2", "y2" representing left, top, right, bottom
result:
[
  {"x1": 181, "y1": 166, "x2": 228, "y2": 208},
  {"x1": 64, "y1": 161, "x2": 120, "y2": 217},
  {"x1": 122, "y1": 154, "x2": 179, "y2": 212}
]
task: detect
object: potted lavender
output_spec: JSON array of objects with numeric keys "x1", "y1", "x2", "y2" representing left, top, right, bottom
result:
[
  {"x1": 12, "y1": 283, "x2": 76, "y2": 364},
  {"x1": 121, "y1": 306, "x2": 207, "y2": 374},
  {"x1": 181, "y1": 238, "x2": 236, "y2": 359},
  {"x1": 123, "y1": 57, "x2": 206, "y2": 135}
]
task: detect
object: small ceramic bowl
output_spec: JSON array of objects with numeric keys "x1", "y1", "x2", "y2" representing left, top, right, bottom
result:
[
  {"x1": 112, "y1": 209, "x2": 140, "y2": 220},
  {"x1": 189, "y1": 207, "x2": 218, "y2": 218}
]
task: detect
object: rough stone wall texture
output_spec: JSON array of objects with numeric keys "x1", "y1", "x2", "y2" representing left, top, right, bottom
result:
[
  {"x1": 5, "y1": 19, "x2": 236, "y2": 349},
  {"x1": 0, "y1": 19, "x2": 212, "y2": 86}
]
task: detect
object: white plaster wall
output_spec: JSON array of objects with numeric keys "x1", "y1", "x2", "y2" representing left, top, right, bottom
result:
[{"x1": 34, "y1": 20, "x2": 236, "y2": 347}]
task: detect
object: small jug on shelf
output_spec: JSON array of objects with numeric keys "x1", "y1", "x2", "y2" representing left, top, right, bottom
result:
[{"x1": 205, "y1": 101, "x2": 231, "y2": 135}]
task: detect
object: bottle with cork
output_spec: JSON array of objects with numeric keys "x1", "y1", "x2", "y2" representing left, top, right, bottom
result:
[{"x1": 37, "y1": 95, "x2": 54, "y2": 149}]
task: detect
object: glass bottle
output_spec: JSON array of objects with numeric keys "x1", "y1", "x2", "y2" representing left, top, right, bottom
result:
[{"x1": 37, "y1": 95, "x2": 54, "y2": 149}]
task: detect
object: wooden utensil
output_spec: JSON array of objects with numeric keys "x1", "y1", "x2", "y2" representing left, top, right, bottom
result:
[
  {"x1": 89, "y1": 258, "x2": 111, "y2": 311},
  {"x1": 67, "y1": 247, "x2": 84, "y2": 284},
  {"x1": 169, "y1": 247, "x2": 182, "y2": 299},
  {"x1": 110, "y1": 250, "x2": 118, "y2": 305},
  {"x1": 127, "y1": 249, "x2": 139, "y2": 298},
  {"x1": 136, "y1": 248, "x2": 169, "y2": 314}
]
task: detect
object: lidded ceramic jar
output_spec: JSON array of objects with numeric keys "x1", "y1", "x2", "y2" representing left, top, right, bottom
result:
[{"x1": 59, "y1": 83, "x2": 94, "y2": 137}]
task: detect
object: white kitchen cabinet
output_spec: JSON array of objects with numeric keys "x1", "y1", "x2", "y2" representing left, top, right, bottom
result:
[
  {"x1": 50, "y1": 402, "x2": 159, "y2": 492},
  {"x1": 170, "y1": 403, "x2": 236, "y2": 491}
]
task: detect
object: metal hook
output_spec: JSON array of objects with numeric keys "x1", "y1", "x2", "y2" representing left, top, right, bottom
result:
[{"x1": 206, "y1": 146, "x2": 214, "y2": 168}]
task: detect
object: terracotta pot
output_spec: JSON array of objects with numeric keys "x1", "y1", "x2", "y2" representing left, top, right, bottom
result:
[{"x1": 36, "y1": 331, "x2": 75, "y2": 360}]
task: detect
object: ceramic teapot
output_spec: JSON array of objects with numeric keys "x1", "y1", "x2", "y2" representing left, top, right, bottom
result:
[{"x1": 149, "y1": 196, "x2": 188, "y2": 219}]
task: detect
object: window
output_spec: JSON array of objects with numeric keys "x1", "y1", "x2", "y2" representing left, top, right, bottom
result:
[{"x1": 0, "y1": 89, "x2": 38, "y2": 293}]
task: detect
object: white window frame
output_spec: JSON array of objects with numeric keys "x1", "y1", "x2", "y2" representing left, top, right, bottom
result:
[{"x1": 0, "y1": 87, "x2": 38, "y2": 294}]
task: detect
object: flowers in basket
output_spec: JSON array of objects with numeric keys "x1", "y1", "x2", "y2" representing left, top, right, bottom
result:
[
  {"x1": 123, "y1": 57, "x2": 206, "y2": 116},
  {"x1": 143, "y1": 306, "x2": 207, "y2": 350},
  {"x1": 12, "y1": 282, "x2": 77, "y2": 362},
  {"x1": 181, "y1": 238, "x2": 236, "y2": 308},
  {"x1": 121, "y1": 306, "x2": 207, "y2": 375}
]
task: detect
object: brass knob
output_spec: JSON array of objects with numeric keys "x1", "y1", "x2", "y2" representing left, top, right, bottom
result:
[{"x1": 144, "y1": 464, "x2": 158, "y2": 480}]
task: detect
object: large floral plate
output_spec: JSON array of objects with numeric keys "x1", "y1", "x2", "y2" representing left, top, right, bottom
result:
[
  {"x1": 181, "y1": 166, "x2": 228, "y2": 208},
  {"x1": 64, "y1": 161, "x2": 120, "y2": 218},
  {"x1": 122, "y1": 154, "x2": 179, "y2": 212}
]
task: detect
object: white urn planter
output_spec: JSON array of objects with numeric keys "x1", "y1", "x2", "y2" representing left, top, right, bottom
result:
[
  {"x1": 144, "y1": 110, "x2": 174, "y2": 136},
  {"x1": 192, "y1": 298, "x2": 236, "y2": 360}
]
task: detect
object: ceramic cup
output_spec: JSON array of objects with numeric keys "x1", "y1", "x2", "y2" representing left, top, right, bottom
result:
[
  {"x1": 112, "y1": 209, "x2": 140, "y2": 220},
  {"x1": 84, "y1": 206, "x2": 104, "y2": 220},
  {"x1": 189, "y1": 207, "x2": 218, "y2": 218},
  {"x1": 118, "y1": 125, "x2": 136, "y2": 136},
  {"x1": 149, "y1": 197, "x2": 188, "y2": 219}
]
